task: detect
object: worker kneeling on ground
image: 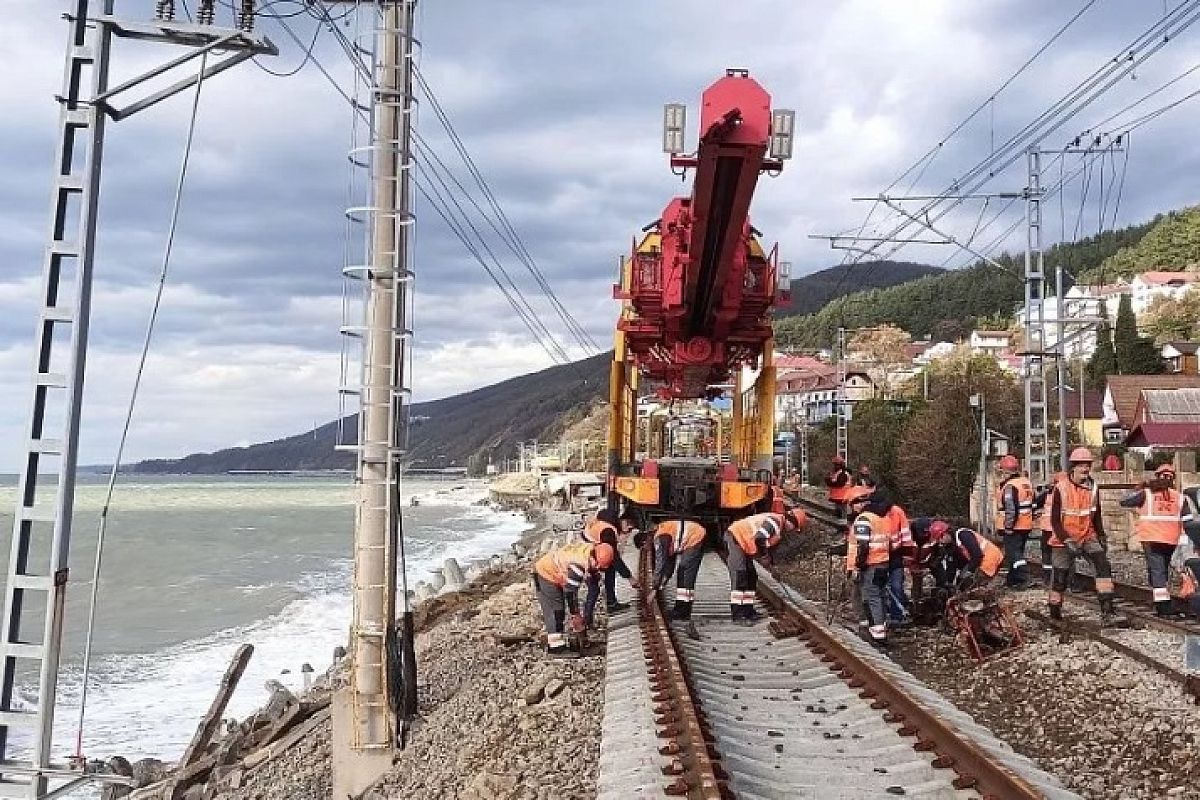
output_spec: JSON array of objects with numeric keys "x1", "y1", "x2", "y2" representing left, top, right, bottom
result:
[
  {"x1": 581, "y1": 509, "x2": 638, "y2": 627},
  {"x1": 935, "y1": 524, "x2": 1003, "y2": 591},
  {"x1": 1120, "y1": 463, "x2": 1193, "y2": 618},
  {"x1": 533, "y1": 541, "x2": 616, "y2": 658},
  {"x1": 652, "y1": 518, "x2": 708, "y2": 621},
  {"x1": 845, "y1": 487, "x2": 891, "y2": 645},
  {"x1": 724, "y1": 508, "x2": 807, "y2": 625},
  {"x1": 1047, "y1": 447, "x2": 1123, "y2": 624}
]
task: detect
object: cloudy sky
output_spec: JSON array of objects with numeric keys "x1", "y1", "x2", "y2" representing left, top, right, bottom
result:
[{"x1": 2, "y1": 0, "x2": 1199, "y2": 470}]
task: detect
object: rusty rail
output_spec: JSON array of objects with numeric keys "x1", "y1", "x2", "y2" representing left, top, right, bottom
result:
[
  {"x1": 756, "y1": 579, "x2": 1046, "y2": 800},
  {"x1": 636, "y1": 547, "x2": 729, "y2": 799}
]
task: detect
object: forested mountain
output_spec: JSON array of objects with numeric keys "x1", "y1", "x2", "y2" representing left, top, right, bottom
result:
[
  {"x1": 777, "y1": 261, "x2": 943, "y2": 316},
  {"x1": 774, "y1": 211, "x2": 1168, "y2": 349},
  {"x1": 130, "y1": 352, "x2": 611, "y2": 474},
  {"x1": 1085, "y1": 206, "x2": 1200, "y2": 281}
]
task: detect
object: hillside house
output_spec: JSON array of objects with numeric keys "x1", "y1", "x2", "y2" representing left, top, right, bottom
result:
[
  {"x1": 1162, "y1": 342, "x2": 1199, "y2": 375},
  {"x1": 776, "y1": 369, "x2": 876, "y2": 425},
  {"x1": 1101, "y1": 374, "x2": 1200, "y2": 444},
  {"x1": 1130, "y1": 271, "x2": 1200, "y2": 315},
  {"x1": 1050, "y1": 389, "x2": 1105, "y2": 447},
  {"x1": 1014, "y1": 282, "x2": 1127, "y2": 357},
  {"x1": 968, "y1": 330, "x2": 1013, "y2": 358}
]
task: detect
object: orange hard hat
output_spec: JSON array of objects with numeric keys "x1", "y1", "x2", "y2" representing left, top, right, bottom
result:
[
  {"x1": 1154, "y1": 463, "x2": 1177, "y2": 477},
  {"x1": 928, "y1": 520, "x2": 950, "y2": 540},
  {"x1": 1068, "y1": 447, "x2": 1093, "y2": 464},
  {"x1": 832, "y1": 455, "x2": 846, "y2": 465},
  {"x1": 998, "y1": 455, "x2": 1020, "y2": 472},
  {"x1": 844, "y1": 486, "x2": 874, "y2": 504},
  {"x1": 592, "y1": 542, "x2": 615, "y2": 569},
  {"x1": 786, "y1": 507, "x2": 808, "y2": 529}
]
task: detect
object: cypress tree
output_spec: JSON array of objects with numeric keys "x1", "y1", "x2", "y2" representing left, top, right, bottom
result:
[
  {"x1": 1114, "y1": 294, "x2": 1139, "y2": 374},
  {"x1": 1086, "y1": 307, "x2": 1117, "y2": 388}
]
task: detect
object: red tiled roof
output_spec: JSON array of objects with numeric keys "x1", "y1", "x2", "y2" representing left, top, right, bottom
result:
[
  {"x1": 775, "y1": 354, "x2": 829, "y2": 370},
  {"x1": 1104, "y1": 374, "x2": 1200, "y2": 425},
  {"x1": 1124, "y1": 422, "x2": 1200, "y2": 448},
  {"x1": 1049, "y1": 389, "x2": 1104, "y2": 420},
  {"x1": 1137, "y1": 271, "x2": 1200, "y2": 286}
]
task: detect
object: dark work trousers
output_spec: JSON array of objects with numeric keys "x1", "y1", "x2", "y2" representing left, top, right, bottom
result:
[
  {"x1": 533, "y1": 573, "x2": 566, "y2": 642},
  {"x1": 1186, "y1": 559, "x2": 1200, "y2": 617},
  {"x1": 886, "y1": 556, "x2": 909, "y2": 622},
  {"x1": 1049, "y1": 540, "x2": 1113, "y2": 610},
  {"x1": 667, "y1": 546, "x2": 705, "y2": 619},
  {"x1": 583, "y1": 529, "x2": 631, "y2": 625},
  {"x1": 1003, "y1": 531, "x2": 1030, "y2": 586},
  {"x1": 1143, "y1": 542, "x2": 1177, "y2": 602},
  {"x1": 1038, "y1": 531, "x2": 1054, "y2": 585},
  {"x1": 724, "y1": 532, "x2": 758, "y2": 619}
]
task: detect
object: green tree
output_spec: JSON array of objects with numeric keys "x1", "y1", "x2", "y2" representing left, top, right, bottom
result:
[
  {"x1": 1086, "y1": 308, "x2": 1117, "y2": 389},
  {"x1": 1114, "y1": 294, "x2": 1139, "y2": 373},
  {"x1": 1143, "y1": 286, "x2": 1200, "y2": 342}
]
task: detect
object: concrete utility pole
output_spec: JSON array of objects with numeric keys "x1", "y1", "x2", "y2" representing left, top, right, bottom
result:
[{"x1": 332, "y1": 1, "x2": 418, "y2": 795}]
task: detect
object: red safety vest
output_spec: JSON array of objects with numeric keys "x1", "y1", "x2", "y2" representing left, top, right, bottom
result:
[{"x1": 1135, "y1": 489, "x2": 1184, "y2": 546}]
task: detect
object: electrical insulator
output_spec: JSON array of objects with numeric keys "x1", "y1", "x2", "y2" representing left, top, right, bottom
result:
[
  {"x1": 155, "y1": 0, "x2": 175, "y2": 20},
  {"x1": 239, "y1": 0, "x2": 257, "y2": 32},
  {"x1": 198, "y1": 0, "x2": 216, "y2": 24}
]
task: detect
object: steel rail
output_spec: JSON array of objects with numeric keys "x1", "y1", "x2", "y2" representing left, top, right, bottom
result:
[
  {"x1": 755, "y1": 579, "x2": 1045, "y2": 800},
  {"x1": 635, "y1": 547, "x2": 729, "y2": 799}
]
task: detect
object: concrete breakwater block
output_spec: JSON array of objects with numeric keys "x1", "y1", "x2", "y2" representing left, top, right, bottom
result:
[
  {"x1": 442, "y1": 558, "x2": 466, "y2": 589},
  {"x1": 427, "y1": 569, "x2": 446, "y2": 591},
  {"x1": 414, "y1": 582, "x2": 434, "y2": 604}
]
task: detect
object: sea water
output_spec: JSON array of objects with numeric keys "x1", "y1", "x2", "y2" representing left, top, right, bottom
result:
[{"x1": 0, "y1": 474, "x2": 530, "y2": 765}]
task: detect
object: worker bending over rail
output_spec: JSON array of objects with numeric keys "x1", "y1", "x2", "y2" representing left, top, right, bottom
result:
[
  {"x1": 724, "y1": 509, "x2": 807, "y2": 625},
  {"x1": 995, "y1": 455, "x2": 1035, "y2": 588},
  {"x1": 533, "y1": 541, "x2": 615, "y2": 658},
  {"x1": 936, "y1": 525, "x2": 1003, "y2": 591},
  {"x1": 1047, "y1": 448, "x2": 1123, "y2": 624},
  {"x1": 651, "y1": 518, "x2": 708, "y2": 621},
  {"x1": 1120, "y1": 464, "x2": 1194, "y2": 617},
  {"x1": 581, "y1": 509, "x2": 639, "y2": 627}
]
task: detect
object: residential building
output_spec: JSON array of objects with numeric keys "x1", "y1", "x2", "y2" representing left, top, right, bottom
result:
[
  {"x1": 1049, "y1": 389, "x2": 1105, "y2": 447},
  {"x1": 1013, "y1": 282, "x2": 1127, "y2": 358},
  {"x1": 1162, "y1": 342, "x2": 1199, "y2": 375},
  {"x1": 775, "y1": 369, "x2": 876, "y2": 426},
  {"x1": 1101, "y1": 374, "x2": 1200, "y2": 444},
  {"x1": 1130, "y1": 271, "x2": 1200, "y2": 315},
  {"x1": 1133, "y1": 387, "x2": 1200, "y2": 424},
  {"x1": 968, "y1": 330, "x2": 1013, "y2": 357}
]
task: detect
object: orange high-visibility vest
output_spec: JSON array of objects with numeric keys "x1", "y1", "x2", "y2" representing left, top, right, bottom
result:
[
  {"x1": 1135, "y1": 489, "x2": 1184, "y2": 546},
  {"x1": 849, "y1": 512, "x2": 891, "y2": 567},
  {"x1": 994, "y1": 477, "x2": 1035, "y2": 531},
  {"x1": 957, "y1": 531, "x2": 1004, "y2": 578},
  {"x1": 583, "y1": 519, "x2": 617, "y2": 545},
  {"x1": 827, "y1": 469, "x2": 852, "y2": 502},
  {"x1": 535, "y1": 542, "x2": 595, "y2": 587},
  {"x1": 655, "y1": 520, "x2": 706, "y2": 554},
  {"x1": 885, "y1": 505, "x2": 912, "y2": 549},
  {"x1": 728, "y1": 513, "x2": 785, "y2": 556},
  {"x1": 1053, "y1": 477, "x2": 1099, "y2": 545}
]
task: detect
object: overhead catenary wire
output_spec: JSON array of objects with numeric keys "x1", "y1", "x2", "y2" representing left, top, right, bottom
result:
[{"x1": 74, "y1": 53, "x2": 209, "y2": 760}]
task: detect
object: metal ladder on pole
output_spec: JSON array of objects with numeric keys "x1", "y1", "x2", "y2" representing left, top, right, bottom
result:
[
  {"x1": 835, "y1": 326, "x2": 849, "y2": 465},
  {"x1": 1, "y1": 5, "x2": 272, "y2": 796},
  {"x1": 0, "y1": 4, "x2": 113, "y2": 795},
  {"x1": 338, "y1": 0, "x2": 418, "y2": 751},
  {"x1": 1023, "y1": 148, "x2": 1050, "y2": 488}
]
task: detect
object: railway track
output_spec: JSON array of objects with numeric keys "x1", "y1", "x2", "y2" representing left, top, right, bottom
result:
[{"x1": 598, "y1": 549, "x2": 1079, "y2": 799}]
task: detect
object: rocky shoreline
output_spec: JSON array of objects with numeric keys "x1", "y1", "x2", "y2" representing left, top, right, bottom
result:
[{"x1": 104, "y1": 511, "x2": 604, "y2": 800}]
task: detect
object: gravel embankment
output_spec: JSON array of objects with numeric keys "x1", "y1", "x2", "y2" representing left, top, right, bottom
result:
[{"x1": 775, "y1": 537, "x2": 1200, "y2": 800}]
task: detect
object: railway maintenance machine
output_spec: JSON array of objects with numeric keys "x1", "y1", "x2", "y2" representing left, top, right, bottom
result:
[{"x1": 607, "y1": 69, "x2": 795, "y2": 532}]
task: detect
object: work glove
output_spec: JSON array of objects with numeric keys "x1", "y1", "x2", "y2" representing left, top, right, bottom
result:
[
  {"x1": 568, "y1": 613, "x2": 586, "y2": 634},
  {"x1": 1065, "y1": 540, "x2": 1081, "y2": 557}
]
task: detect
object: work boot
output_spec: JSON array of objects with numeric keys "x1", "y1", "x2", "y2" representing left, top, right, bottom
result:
[
  {"x1": 1154, "y1": 600, "x2": 1184, "y2": 619},
  {"x1": 1048, "y1": 604, "x2": 1063, "y2": 621},
  {"x1": 1099, "y1": 595, "x2": 1128, "y2": 627},
  {"x1": 736, "y1": 608, "x2": 763, "y2": 626},
  {"x1": 730, "y1": 604, "x2": 743, "y2": 621},
  {"x1": 546, "y1": 646, "x2": 579, "y2": 660},
  {"x1": 670, "y1": 600, "x2": 693, "y2": 621}
]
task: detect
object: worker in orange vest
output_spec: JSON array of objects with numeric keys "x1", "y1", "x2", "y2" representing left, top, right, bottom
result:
[
  {"x1": 1177, "y1": 487, "x2": 1200, "y2": 617},
  {"x1": 825, "y1": 455, "x2": 853, "y2": 519},
  {"x1": 651, "y1": 518, "x2": 708, "y2": 620},
  {"x1": 580, "y1": 509, "x2": 638, "y2": 626},
  {"x1": 1120, "y1": 463, "x2": 1194, "y2": 617},
  {"x1": 533, "y1": 541, "x2": 615, "y2": 658},
  {"x1": 994, "y1": 455, "x2": 1035, "y2": 588},
  {"x1": 724, "y1": 508, "x2": 807, "y2": 624},
  {"x1": 934, "y1": 525, "x2": 1004, "y2": 590},
  {"x1": 1047, "y1": 447, "x2": 1122, "y2": 623},
  {"x1": 845, "y1": 486, "x2": 891, "y2": 645},
  {"x1": 1033, "y1": 472, "x2": 1066, "y2": 587},
  {"x1": 867, "y1": 491, "x2": 913, "y2": 624}
]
